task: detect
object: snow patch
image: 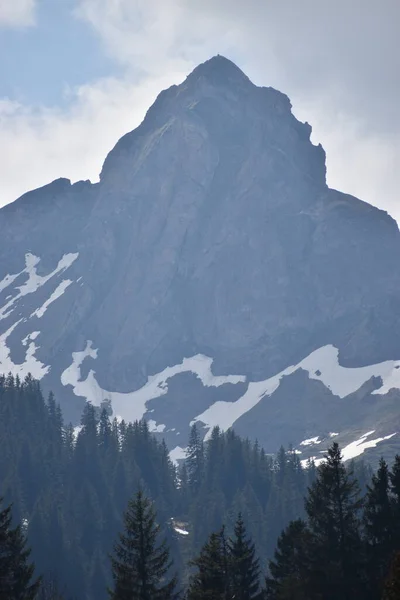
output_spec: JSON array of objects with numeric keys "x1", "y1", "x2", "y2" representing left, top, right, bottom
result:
[
  {"x1": 31, "y1": 279, "x2": 73, "y2": 318},
  {"x1": 192, "y1": 345, "x2": 400, "y2": 440},
  {"x1": 0, "y1": 252, "x2": 78, "y2": 321},
  {"x1": 61, "y1": 344, "x2": 246, "y2": 423},
  {"x1": 21, "y1": 331, "x2": 40, "y2": 346},
  {"x1": 300, "y1": 437, "x2": 321, "y2": 447},
  {"x1": 300, "y1": 345, "x2": 400, "y2": 398},
  {"x1": 192, "y1": 369, "x2": 290, "y2": 441},
  {"x1": 148, "y1": 420, "x2": 166, "y2": 433},
  {"x1": 169, "y1": 446, "x2": 187, "y2": 465},
  {"x1": 61, "y1": 340, "x2": 400, "y2": 442},
  {"x1": 0, "y1": 321, "x2": 49, "y2": 379},
  {"x1": 301, "y1": 431, "x2": 397, "y2": 467},
  {"x1": 174, "y1": 526, "x2": 189, "y2": 536},
  {"x1": 341, "y1": 431, "x2": 397, "y2": 461},
  {"x1": 0, "y1": 273, "x2": 19, "y2": 294},
  {"x1": 73, "y1": 425, "x2": 83, "y2": 439},
  {"x1": 301, "y1": 456, "x2": 325, "y2": 468}
]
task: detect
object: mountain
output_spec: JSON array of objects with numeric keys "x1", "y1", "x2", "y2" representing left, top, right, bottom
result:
[{"x1": 1, "y1": 55, "x2": 400, "y2": 465}]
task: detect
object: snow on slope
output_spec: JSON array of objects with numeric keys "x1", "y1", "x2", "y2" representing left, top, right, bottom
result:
[
  {"x1": 61, "y1": 341, "x2": 246, "y2": 423},
  {"x1": 301, "y1": 345, "x2": 400, "y2": 398},
  {"x1": 0, "y1": 321, "x2": 49, "y2": 379},
  {"x1": 371, "y1": 369, "x2": 400, "y2": 395},
  {"x1": 0, "y1": 273, "x2": 20, "y2": 294},
  {"x1": 148, "y1": 420, "x2": 166, "y2": 433},
  {"x1": 169, "y1": 446, "x2": 186, "y2": 465},
  {"x1": 31, "y1": 279, "x2": 73, "y2": 319},
  {"x1": 0, "y1": 251, "x2": 79, "y2": 381},
  {"x1": 301, "y1": 431, "x2": 397, "y2": 467},
  {"x1": 0, "y1": 252, "x2": 78, "y2": 321},
  {"x1": 174, "y1": 526, "x2": 189, "y2": 536},
  {"x1": 62, "y1": 341, "x2": 400, "y2": 443},
  {"x1": 193, "y1": 345, "x2": 400, "y2": 440},
  {"x1": 300, "y1": 437, "x2": 322, "y2": 446},
  {"x1": 192, "y1": 373, "x2": 285, "y2": 440},
  {"x1": 342, "y1": 431, "x2": 397, "y2": 461},
  {"x1": 21, "y1": 331, "x2": 40, "y2": 346}
]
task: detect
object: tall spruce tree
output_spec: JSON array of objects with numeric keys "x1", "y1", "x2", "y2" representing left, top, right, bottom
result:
[
  {"x1": 0, "y1": 497, "x2": 41, "y2": 599},
  {"x1": 187, "y1": 527, "x2": 230, "y2": 600},
  {"x1": 185, "y1": 425, "x2": 204, "y2": 494},
  {"x1": 265, "y1": 519, "x2": 312, "y2": 600},
  {"x1": 305, "y1": 443, "x2": 364, "y2": 600},
  {"x1": 389, "y1": 455, "x2": 400, "y2": 549},
  {"x1": 228, "y1": 513, "x2": 261, "y2": 600},
  {"x1": 37, "y1": 578, "x2": 67, "y2": 599},
  {"x1": 109, "y1": 490, "x2": 178, "y2": 600},
  {"x1": 382, "y1": 552, "x2": 400, "y2": 600},
  {"x1": 363, "y1": 458, "x2": 393, "y2": 599}
]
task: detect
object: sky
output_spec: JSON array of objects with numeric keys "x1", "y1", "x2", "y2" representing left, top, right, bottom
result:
[{"x1": 0, "y1": 0, "x2": 399, "y2": 219}]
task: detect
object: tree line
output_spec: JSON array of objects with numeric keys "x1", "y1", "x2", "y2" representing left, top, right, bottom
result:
[{"x1": 1, "y1": 373, "x2": 399, "y2": 598}]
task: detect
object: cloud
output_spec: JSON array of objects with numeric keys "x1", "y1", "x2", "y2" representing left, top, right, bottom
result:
[
  {"x1": 73, "y1": 0, "x2": 400, "y2": 219},
  {"x1": 0, "y1": 0, "x2": 399, "y2": 220},
  {"x1": 0, "y1": 72, "x2": 188, "y2": 205},
  {"x1": 0, "y1": 0, "x2": 36, "y2": 27}
]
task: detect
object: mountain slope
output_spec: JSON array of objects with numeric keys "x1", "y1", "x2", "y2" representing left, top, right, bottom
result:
[{"x1": 1, "y1": 56, "x2": 400, "y2": 463}]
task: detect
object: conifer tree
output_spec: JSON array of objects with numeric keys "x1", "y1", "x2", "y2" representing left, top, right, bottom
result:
[
  {"x1": 38, "y1": 578, "x2": 67, "y2": 599},
  {"x1": 382, "y1": 552, "x2": 400, "y2": 600},
  {"x1": 109, "y1": 489, "x2": 178, "y2": 600},
  {"x1": 389, "y1": 455, "x2": 400, "y2": 499},
  {"x1": 363, "y1": 458, "x2": 393, "y2": 599},
  {"x1": 265, "y1": 519, "x2": 312, "y2": 600},
  {"x1": 0, "y1": 497, "x2": 41, "y2": 599},
  {"x1": 99, "y1": 407, "x2": 113, "y2": 452},
  {"x1": 187, "y1": 527, "x2": 230, "y2": 600},
  {"x1": 228, "y1": 513, "x2": 261, "y2": 600},
  {"x1": 389, "y1": 455, "x2": 400, "y2": 548},
  {"x1": 186, "y1": 424, "x2": 204, "y2": 494},
  {"x1": 305, "y1": 443, "x2": 364, "y2": 600},
  {"x1": 204, "y1": 426, "x2": 223, "y2": 489}
]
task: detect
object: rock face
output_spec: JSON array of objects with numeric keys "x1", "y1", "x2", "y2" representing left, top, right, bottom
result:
[{"x1": 1, "y1": 56, "x2": 400, "y2": 464}]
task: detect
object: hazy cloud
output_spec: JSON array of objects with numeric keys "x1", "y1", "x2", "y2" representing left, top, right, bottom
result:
[
  {"x1": 0, "y1": 0, "x2": 399, "y2": 220},
  {"x1": 0, "y1": 0, "x2": 36, "y2": 27},
  {"x1": 0, "y1": 72, "x2": 188, "y2": 204}
]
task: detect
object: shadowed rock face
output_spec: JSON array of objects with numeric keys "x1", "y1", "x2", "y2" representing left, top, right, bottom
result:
[{"x1": 1, "y1": 56, "x2": 400, "y2": 457}]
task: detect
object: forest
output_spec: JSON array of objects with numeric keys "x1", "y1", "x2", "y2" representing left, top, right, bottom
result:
[{"x1": 1, "y1": 373, "x2": 400, "y2": 599}]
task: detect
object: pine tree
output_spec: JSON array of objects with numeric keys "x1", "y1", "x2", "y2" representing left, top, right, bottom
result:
[
  {"x1": 204, "y1": 426, "x2": 224, "y2": 489},
  {"x1": 382, "y1": 552, "x2": 400, "y2": 600},
  {"x1": 230, "y1": 484, "x2": 265, "y2": 565},
  {"x1": 187, "y1": 527, "x2": 230, "y2": 600},
  {"x1": 99, "y1": 407, "x2": 113, "y2": 453},
  {"x1": 0, "y1": 497, "x2": 41, "y2": 599},
  {"x1": 228, "y1": 513, "x2": 261, "y2": 600},
  {"x1": 389, "y1": 455, "x2": 400, "y2": 549},
  {"x1": 305, "y1": 443, "x2": 364, "y2": 600},
  {"x1": 363, "y1": 458, "x2": 393, "y2": 599},
  {"x1": 265, "y1": 519, "x2": 312, "y2": 600},
  {"x1": 186, "y1": 424, "x2": 204, "y2": 494},
  {"x1": 37, "y1": 578, "x2": 67, "y2": 599},
  {"x1": 109, "y1": 490, "x2": 178, "y2": 600}
]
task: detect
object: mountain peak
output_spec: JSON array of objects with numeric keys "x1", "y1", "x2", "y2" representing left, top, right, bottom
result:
[
  {"x1": 2, "y1": 53, "x2": 400, "y2": 468},
  {"x1": 185, "y1": 55, "x2": 252, "y2": 88}
]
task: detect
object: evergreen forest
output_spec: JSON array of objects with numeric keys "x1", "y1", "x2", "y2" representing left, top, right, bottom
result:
[{"x1": 1, "y1": 373, "x2": 400, "y2": 599}]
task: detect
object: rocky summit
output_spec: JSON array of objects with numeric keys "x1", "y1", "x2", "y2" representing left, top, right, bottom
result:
[{"x1": 1, "y1": 55, "x2": 400, "y2": 465}]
